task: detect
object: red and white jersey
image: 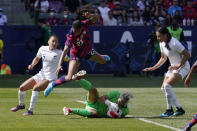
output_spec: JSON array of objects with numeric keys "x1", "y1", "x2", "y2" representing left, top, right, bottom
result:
[
  {"x1": 36, "y1": 46, "x2": 62, "y2": 79},
  {"x1": 159, "y1": 37, "x2": 190, "y2": 68}
]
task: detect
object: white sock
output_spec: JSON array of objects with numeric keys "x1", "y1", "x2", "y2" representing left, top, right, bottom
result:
[
  {"x1": 164, "y1": 83, "x2": 181, "y2": 109},
  {"x1": 163, "y1": 84, "x2": 173, "y2": 110},
  {"x1": 29, "y1": 91, "x2": 39, "y2": 112},
  {"x1": 18, "y1": 90, "x2": 26, "y2": 106}
]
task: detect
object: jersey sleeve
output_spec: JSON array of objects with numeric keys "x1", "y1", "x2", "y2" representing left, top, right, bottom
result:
[
  {"x1": 36, "y1": 46, "x2": 43, "y2": 58},
  {"x1": 120, "y1": 107, "x2": 129, "y2": 117},
  {"x1": 107, "y1": 91, "x2": 120, "y2": 103},
  {"x1": 64, "y1": 34, "x2": 73, "y2": 48},
  {"x1": 82, "y1": 19, "x2": 92, "y2": 27},
  {"x1": 159, "y1": 43, "x2": 163, "y2": 53},
  {"x1": 173, "y1": 39, "x2": 185, "y2": 53}
]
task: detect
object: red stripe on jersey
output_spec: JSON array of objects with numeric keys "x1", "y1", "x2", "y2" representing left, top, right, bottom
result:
[{"x1": 66, "y1": 40, "x2": 72, "y2": 47}]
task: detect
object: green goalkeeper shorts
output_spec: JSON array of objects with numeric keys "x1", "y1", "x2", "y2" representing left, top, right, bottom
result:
[{"x1": 85, "y1": 97, "x2": 107, "y2": 117}]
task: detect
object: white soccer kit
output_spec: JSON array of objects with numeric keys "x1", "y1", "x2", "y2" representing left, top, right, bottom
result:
[
  {"x1": 33, "y1": 46, "x2": 62, "y2": 83},
  {"x1": 159, "y1": 37, "x2": 190, "y2": 79}
]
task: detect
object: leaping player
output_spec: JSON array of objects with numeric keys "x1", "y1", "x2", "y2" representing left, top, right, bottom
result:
[{"x1": 44, "y1": 9, "x2": 110, "y2": 97}]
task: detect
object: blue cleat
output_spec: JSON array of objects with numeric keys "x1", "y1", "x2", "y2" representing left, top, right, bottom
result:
[
  {"x1": 160, "y1": 109, "x2": 174, "y2": 118},
  {"x1": 44, "y1": 83, "x2": 54, "y2": 97},
  {"x1": 173, "y1": 107, "x2": 185, "y2": 116},
  {"x1": 104, "y1": 55, "x2": 111, "y2": 62}
]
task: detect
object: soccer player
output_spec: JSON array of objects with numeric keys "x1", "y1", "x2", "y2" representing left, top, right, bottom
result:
[
  {"x1": 44, "y1": 10, "x2": 110, "y2": 97},
  {"x1": 62, "y1": 79, "x2": 132, "y2": 118},
  {"x1": 183, "y1": 61, "x2": 197, "y2": 131},
  {"x1": 143, "y1": 27, "x2": 190, "y2": 118},
  {"x1": 10, "y1": 35, "x2": 62, "y2": 116}
]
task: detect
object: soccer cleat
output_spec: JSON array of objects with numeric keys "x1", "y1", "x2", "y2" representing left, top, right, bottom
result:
[
  {"x1": 72, "y1": 70, "x2": 87, "y2": 80},
  {"x1": 183, "y1": 126, "x2": 191, "y2": 131},
  {"x1": 23, "y1": 110, "x2": 33, "y2": 116},
  {"x1": 173, "y1": 107, "x2": 185, "y2": 116},
  {"x1": 63, "y1": 107, "x2": 72, "y2": 116},
  {"x1": 160, "y1": 109, "x2": 174, "y2": 118},
  {"x1": 10, "y1": 105, "x2": 25, "y2": 112},
  {"x1": 44, "y1": 82, "x2": 54, "y2": 97}
]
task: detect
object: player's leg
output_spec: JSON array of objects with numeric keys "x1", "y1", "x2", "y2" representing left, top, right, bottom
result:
[
  {"x1": 53, "y1": 60, "x2": 79, "y2": 86},
  {"x1": 64, "y1": 79, "x2": 98, "y2": 117},
  {"x1": 23, "y1": 80, "x2": 49, "y2": 116},
  {"x1": 160, "y1": 76, "x2": 174, "y2": 117},
  {"x1": 88, "y1": 50, "x2": 110, "y2": 64},
  {"x1": 44, "y1": 60, "x2": 79, "y2": 96},
  {"x1": 11, "y1": 77, "x2": 36, "y2": 112},
  {"x1": 165, "y1": 73, "x2": 185, "y2": 116},
  {"x1": 183, "y1": 113, "x2": 197, "y2": 131}
]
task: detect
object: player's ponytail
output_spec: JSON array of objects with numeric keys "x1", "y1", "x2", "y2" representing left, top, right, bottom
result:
[{"x1": 156, "y1": 27, "x2": 171, "y2": 50}]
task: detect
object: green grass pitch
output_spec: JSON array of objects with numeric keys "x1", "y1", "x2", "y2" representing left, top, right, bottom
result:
[{"x1": 0, "y1": 74, "x2": 197, "y2": 131}]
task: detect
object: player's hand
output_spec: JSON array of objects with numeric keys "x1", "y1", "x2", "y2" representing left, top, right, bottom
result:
[
  {"x1": 55, "y1": 65, "x2": 63, "y2": 75},
  {"x1": 143, "y1": 67, "x2": 154, "y2": 71},
  {"x1": 184, "y1": 76, "x2": 192, "y2": 87},
  {"x1": 168, "y1": 65, "x2": 180, "y2": 70},
  {"x1": 28, "y1": 64, "x2": 33, "y2": 70}
]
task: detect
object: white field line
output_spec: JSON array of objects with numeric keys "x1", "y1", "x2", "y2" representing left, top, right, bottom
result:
[{"x1": 75, "y1": 100, "x2": 182, "y2": 131}]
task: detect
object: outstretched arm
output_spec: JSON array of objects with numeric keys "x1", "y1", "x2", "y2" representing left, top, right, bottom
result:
[
  {"x1": 28, "y1": 56, "x2": 40, "y2": 70},
  {"x1": 143, "y1": 52, "x2": 167, "y2": 72},
  {"x1": 83, "y1": 11, "x2": 99, "y2": 23},
  {"x1": 55, "y1": 45, "x2": 70, "y2": 74},
  {"x1": 184, "y1": 61, "x2": 197, "y2": 87}
]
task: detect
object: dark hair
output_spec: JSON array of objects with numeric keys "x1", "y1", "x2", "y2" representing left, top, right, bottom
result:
[
  {"x1": 76, "y1": 9, "x2": 88, "y2": 21},
  {"x1": 72, "y1": 20, "x2": 82, "y2": 30},
  {"x1": 156, "y1": 27, "x2": 171, "y2": 50}
]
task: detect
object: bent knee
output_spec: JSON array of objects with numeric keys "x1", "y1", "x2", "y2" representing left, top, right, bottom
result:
[{"x1": 19, "y1": 85, "x2": 27, "y2": 91}]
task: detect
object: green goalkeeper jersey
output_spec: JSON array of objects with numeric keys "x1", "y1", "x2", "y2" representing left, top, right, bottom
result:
[{"x1": 85, "y1": 91, "x2": 129, "y2": 117}]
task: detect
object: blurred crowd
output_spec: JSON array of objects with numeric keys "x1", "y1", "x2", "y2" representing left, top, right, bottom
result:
[
  {"x1": 20, "y1": 0, "x2": 197, "y2": 26},
  {"x1": 0, "y1": 0, "x2": 197, "y2": 26}
]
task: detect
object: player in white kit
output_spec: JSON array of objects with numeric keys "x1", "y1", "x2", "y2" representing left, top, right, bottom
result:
[
  {"x1": 143, "y1": 27, "x2": 190, "y2": 118},
  {"x1": 10, "y1": 35, "x2": 62, "y2": 116}
]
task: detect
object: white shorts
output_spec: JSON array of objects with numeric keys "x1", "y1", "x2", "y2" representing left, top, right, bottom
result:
[
  {"x1": 165, "y1": 65, "x2": 190, "y2": 79},
  {"x1": 33, "y1": 71, "x2": 57, "y2": 83}
]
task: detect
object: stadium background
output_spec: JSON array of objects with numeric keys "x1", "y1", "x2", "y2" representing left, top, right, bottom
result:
[{"x1": 1, "y1": 26, "x2": 197, "y2": 74}]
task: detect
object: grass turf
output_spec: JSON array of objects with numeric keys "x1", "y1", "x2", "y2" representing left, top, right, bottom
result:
[{"x1": 0, "y1": 74, "x2": 197, "y2": 131}]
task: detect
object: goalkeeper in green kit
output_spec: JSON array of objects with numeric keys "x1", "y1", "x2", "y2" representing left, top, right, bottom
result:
[{"x1": 63, "y1": 77, "x2": 133, "y2": 118}]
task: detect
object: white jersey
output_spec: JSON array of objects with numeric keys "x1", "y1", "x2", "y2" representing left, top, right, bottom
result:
[
  {"x1": 36, "y1": 46, "x2": 62, "y2": 80},
  {"x1": 159, "y1": 37, "x2": 189, "y2": 68}
]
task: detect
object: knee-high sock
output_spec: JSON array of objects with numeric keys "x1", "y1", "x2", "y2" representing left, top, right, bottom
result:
[
  {"x1": 78, "y1": 79, "x2": 92, "y2": 91},
  {"x1": 163, "y1": 84, "x2": 173, "y2": 110},
  {"x1": 19, "y1": 90, "x2": 26, "y2": 106},
  {"x1": 52, "y1": 75, "x2": 66, "y2": 87},
  {"x1": 186, "y1": 113, "x2": 197, "y2": 128},
  {"x1": 29, "y1": 91, "x2": 39, "y2": 112},
  {"x1": 164, "y1": 83, "x2": 180, "y2": 108},
  {"x1": 70, "y1": 108, "x2": 91, "y2": 117}
]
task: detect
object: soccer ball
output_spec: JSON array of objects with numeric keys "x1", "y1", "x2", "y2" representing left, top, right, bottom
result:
[{"x1": 107, "y1": 106, "x2": 122, "y2": 118}]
